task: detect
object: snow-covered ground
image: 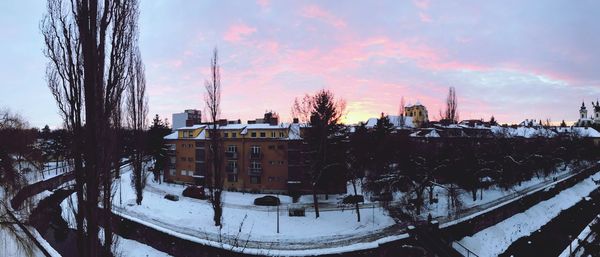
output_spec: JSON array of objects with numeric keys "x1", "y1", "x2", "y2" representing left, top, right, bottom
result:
[
  {"x1": 111, "y1": 167, "x2": 394, "y2": 244},
  {"x1": 455, "y1": 171, "x2": 600, "y2": 257},
  {"x1": 418, "y1": 165, "x2": 575, "y2": 221}
]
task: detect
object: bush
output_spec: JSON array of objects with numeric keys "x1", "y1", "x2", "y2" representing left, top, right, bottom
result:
[
  {"x1": 289, "y1": 206, "x2": 305, "y2": 216},
  {"x1": 164, "y1": 194, "x2": 179, "y2": 201},
  {"x1": 182, "y1": 186, "x2": 207, "y2": 200},
  {"x1": 254, "y1": 195, "x2": 280, "y2": 206},
  {"x1": 342, "y1": 195, "x2": 364, "y2": 204}
]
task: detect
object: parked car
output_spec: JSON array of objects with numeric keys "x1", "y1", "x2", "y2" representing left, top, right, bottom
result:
[
  {"x1": 182, "y1": 186, "x2": 207, "y2": 200},
  {"x1": 254, "y1": 195, "x2": 280, "y2": 206},
  {"x1": 164, "y1": 194, "x2": 179, "y2": 201},
  {"x1": 342, "y1": 195, "x2": 364, "y2": 204}
]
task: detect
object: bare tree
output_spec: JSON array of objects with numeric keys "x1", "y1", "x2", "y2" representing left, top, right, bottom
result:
[
  {"x1": 399, "y1": 96, "x2": 406, "y2": 128},
  {"x1": 42, "y1": 0, "x2": 140, "y2": 256},
  {"x1": 440, "y1": 86, "x2": 459, "y2": 123},
  {"x1": 127, "y1": 47, "x2": 148, "y2": 206},
  {"x1": 205, "y1": 48, "x2": 224, "y2": 227}
]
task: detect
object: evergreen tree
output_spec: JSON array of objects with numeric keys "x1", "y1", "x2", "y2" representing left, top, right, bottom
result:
[
  {"x1": 148, "y1": 114, "x2": 171, "y2": 183},
  {"x1": 560, "y1": 120, "x2": 567, "y2": 127}
]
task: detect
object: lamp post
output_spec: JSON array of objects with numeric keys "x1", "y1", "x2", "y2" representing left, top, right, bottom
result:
[{"x1": 277, "y1": 193, "x2": 280, "y2": 234}]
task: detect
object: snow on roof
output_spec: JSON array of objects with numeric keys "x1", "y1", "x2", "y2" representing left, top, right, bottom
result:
[
  {"x1": 164, "y1": 131, "x2": 178, "y2": 140},
  {"x1": 556, "y1": 127, "x2": 600, "y2": 138},
  {"x1": 288, "y1": 123, "x2": 303, "y2": 140},
  {"x1": 365, "y1": 115, "x2": 414, "y2": 128},
  {"x1": 177, "y1": 125, "x2": 205, "y2": 130},
  {"x1": 410, "y1": 129, "x2": 440, "y2": 138},
  {"x1": 490, "y1": 126, "x2": 557, "y2": 138}
]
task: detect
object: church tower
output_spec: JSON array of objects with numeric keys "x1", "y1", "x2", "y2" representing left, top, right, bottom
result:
[
  {"x1": 580, "y1": 102, "x2": 588, "y2": 119},
  {"x1": 593, "y1": 100, "x2": 600, "y2": 122}
]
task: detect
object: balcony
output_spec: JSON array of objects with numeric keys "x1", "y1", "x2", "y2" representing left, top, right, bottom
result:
[
  {"x1": 249, "y1": 152, "x2": 263, "y2": 160},
  {"x1": 249, "y1": 167, "x2": 262, "y2": 175},
  {"x1": 225, "y1": 151, "x2": 239, "y2": 159},
  {"x1": 226, "y1": 167, "x2": 238, "y2": 174}
]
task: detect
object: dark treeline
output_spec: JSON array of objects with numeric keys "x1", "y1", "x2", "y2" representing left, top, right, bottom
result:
[{"x1": 348, "y1": 116, "x2": 599, "y2": 216}]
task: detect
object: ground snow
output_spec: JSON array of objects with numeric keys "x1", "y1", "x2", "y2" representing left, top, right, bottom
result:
[{"x1": 457, "y1": 171, "x2": 600, "y2": 257}]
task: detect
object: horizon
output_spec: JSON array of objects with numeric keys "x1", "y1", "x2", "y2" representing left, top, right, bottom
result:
[{"x1": 2, "y1": 0, "x2": 600, "y2": 128}]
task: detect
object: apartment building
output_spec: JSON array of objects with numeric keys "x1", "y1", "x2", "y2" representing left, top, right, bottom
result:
[{"x1": 163, "y1": 113, "x2": 318, "y2": 194}]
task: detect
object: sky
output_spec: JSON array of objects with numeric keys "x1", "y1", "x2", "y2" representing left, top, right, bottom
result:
[{"x1": 1, "y1": 0, "x2": 600, "y2": 128}]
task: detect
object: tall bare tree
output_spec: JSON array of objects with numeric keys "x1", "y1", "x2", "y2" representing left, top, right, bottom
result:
[
  {"x1": 127, "y1": 48, "x2": 148, "y2": 205},
  {"x1": 440, "y1": 86, "x2": 459, "y2": 123},
  {"x1": 205, "y1": 48, "x2": 224, "y2": 227},
  {"x1": 399, "y1": 96, "x2": 406, "y2": 128},
  {"x1": 42, "y1": 0, "x2": 140, "y2": 256}
]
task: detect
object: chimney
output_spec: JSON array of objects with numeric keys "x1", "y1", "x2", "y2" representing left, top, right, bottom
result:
[
  {"x1": 293, "y1": 118, "x2": 299, "y2": 124},
  {"x1": 218, "y1": 119, "x2": 228, "y2": 126}
]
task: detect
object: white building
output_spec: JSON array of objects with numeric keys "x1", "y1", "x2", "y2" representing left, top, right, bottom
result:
[{"x1": 172, "y1": 109, "x2": 202, "y2": 130}]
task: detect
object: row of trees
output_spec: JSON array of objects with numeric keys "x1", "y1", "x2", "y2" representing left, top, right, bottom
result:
[{"x1": 42, "y1": 0, "x2": 148, "y2": 256}]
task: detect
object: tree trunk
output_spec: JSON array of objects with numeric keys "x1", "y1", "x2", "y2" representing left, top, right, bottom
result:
[
  {"x1": 312, "y1": 186, "x2": 320, "y2": 218},
  {"x1": 351, "y1": 179, "x2": 360, "y2": 222}
]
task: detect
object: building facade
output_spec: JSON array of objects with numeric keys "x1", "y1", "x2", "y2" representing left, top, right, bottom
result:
[
  {"x1": 163, "y1": 113, "x2": 342, "y2": 194},
  {"x1": 172, "y1": 109, "x2": 202, "y2": 130},
  {"x1": 404, "y1": 102, "x2": 429, "y2": 128}
]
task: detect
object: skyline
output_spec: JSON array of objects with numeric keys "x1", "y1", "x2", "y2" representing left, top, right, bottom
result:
[{"x1": 1, "y1": 0, "x2": 600, "y2": 128}]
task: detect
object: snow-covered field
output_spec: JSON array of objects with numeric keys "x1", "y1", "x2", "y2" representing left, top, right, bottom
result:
[
  {"x1": 456, "y1": 171, "x2": 600, "y2": 257},
  {"x1": 112, "y1": 167, "x2": 394, "y2": 243}
]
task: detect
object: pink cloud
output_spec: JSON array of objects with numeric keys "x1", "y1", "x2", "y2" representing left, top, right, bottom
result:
[
  {"x1": 419, "y1": 12, "x2": 432, "y2": 23},
  {"x1": 413, "y1": 0, "x2": 430, "y2": 10},
  {"x1": 223, "y1": 23, "x2": 257, "y2": 42},
  {"x1": 256, "y1": 0, "x2": 269, "y2": 8},
  {"x1": 301, "y1": 5, "x2": 346, "y2": 28}
]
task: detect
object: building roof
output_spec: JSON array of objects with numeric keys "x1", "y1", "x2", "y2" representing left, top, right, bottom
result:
[{"x1": 365, "y1": 115, "x2": 415, "y2": 128}]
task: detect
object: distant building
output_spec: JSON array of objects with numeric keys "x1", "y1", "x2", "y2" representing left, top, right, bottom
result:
[
  {"x1": 365, "y1": 115, "x2": 415, "y2": 129},
  {"x1": 404, "y1": 102, "x2": 429, "y2": 128},
  {"x1": 172, "y1": 109, "x2": 202, "y2": 130},
  {"x1": 576, "y1": 101, "x2": 600, "y2": 127}
]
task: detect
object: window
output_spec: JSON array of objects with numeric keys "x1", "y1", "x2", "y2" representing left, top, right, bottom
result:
[
  {"x1": 278, "y1": 161, "x2": 285, "y2": 165},
  {"x1": 188, "y1": 131, "x2": 193, "y2": 137},
  {"x1": 227, "y1": 145, "x2": 238, "y2": 153},
  {"x1": 271, "y1": 131, "x2": 276, "y2": 138},
  {"x1": 232, "y1": 132, "x2": 237, "y2": 138},
  {"x1": 250, "y1": 176, "x2": 261, "y2": 184},
  {"x1": 180, "y1": 157, "x2": 186, "y2": 161},
  {"x1": 169, "y1": 169, "x2": 176, "y2": 176},
  {"x1": 227, "y1": 174, "x2": 238, "y2": 182},
  {"x1": 260, "y1": 132, "x2": 266, "y2": 138},
  {"x1": 277, "y1": 145, "x2": 285, "y2": 150},
  {"x1": 251, "y1": 145, "x2": 261, "y2": 154},
  {"x1": 224, "y1": 132, "x2": 229, "y2": 138},
  {"x1": 187, "y1": 157, "x2": 193, "y2": 162},
  {"x1": 189, "y1": 144, "x2": 193, "y2": 148},
  {"x1": 251, "y1": 132, "x2": 257, "y2": 138},
  {"x1": 279, "y1": 132, "x2": 285, "y2": 138},
  {"x1": 181, "y1": 170, "x2": 186, "y2": 176},
  {"x1": 227, "y1": 160, "x2": 238, "y2": 172},
  {"x1": 268, "y1": 145, "x2": 275, "y2": 150},
  {"x1": 251, "y1": 161, "x2": 261, "y2": 169},
  {"x1": 181, "y1": 144, "x2": 186, "y2": 148},
  {"x1": 187, "y1": 170, "x2": 194, "y2": 176}
]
